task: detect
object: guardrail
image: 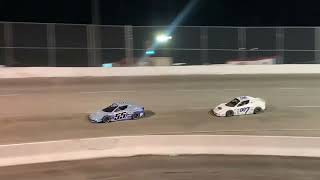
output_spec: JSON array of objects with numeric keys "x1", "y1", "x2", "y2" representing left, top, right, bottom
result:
[
  {"x1": 1, "y1": 135, "x2": 320, "y2": 167},
  {"x1": 1, "y1": 65, "x2": 320, "y2": 78}
]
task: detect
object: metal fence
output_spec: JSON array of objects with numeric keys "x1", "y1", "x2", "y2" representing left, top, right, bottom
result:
[{"x1": 0, "y1": 21, "x2": 320, "y2": 66}]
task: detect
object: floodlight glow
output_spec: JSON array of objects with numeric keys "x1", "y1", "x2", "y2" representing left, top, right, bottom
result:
[
  {"x1": 155, "y1": 34, "x2": 172, "y2": 43},
  {"x1": 145, "y1": 50, "x2": 155, "y2": 55},
  {"x1": 139, "y1": 0, "x2": 199, "y2": 62},
  {"x1": 102, "y1": 63, "x2": 113, "y2": 68}
]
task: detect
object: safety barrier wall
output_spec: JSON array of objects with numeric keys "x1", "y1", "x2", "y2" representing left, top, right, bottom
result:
[
  {"x1": 1, "y1": 135, "x2": 320, "y2": 167},
  {"x1": 1, "y1": 65, "x2": 320, "y2": 78}
]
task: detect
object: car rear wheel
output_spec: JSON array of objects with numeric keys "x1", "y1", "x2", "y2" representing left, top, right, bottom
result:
[
  {"x1": 226, "y1": 110, "x2": 234, "y2": 117},
  {"x1": 102, "y1": 116, "x2": 111, "y2": 123},
  {"x1": 254, "y1": 107, "x2": 262, "y2": 114}
]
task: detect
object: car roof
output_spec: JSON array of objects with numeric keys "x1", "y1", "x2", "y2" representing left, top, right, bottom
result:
[
  {"x1": 236, "y1": 96, "x2": 254, "y2": 101},
  {"x1": 112, "y1": 102, "x2": 140, "y2": 106},
  {"x1": 112, "y1": 102, "x2": 129, "y2": 106}
]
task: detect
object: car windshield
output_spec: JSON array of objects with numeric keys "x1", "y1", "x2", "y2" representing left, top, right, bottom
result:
[
  {"x1": 102, "y1": 104, "x2": 118, "y2": 112},
  {"x1": 225, "y1": 98, "x2": 240, "y2": 107}
]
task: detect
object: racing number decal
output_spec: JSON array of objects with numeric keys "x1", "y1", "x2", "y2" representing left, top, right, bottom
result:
[
  {"x1": 239, "y1": 107, "x2": 250, "y2": 114},
  {"x1": 115, "y1": 112, "x2": 127, "y2": 120}
]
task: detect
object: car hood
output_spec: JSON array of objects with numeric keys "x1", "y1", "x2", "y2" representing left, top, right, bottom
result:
[
  {"x1": 214, "y1": 103, "x2": 231, "y2": 112},
  {"x1": 89, "y1": 110, "x2": 112, "y2": 121}
]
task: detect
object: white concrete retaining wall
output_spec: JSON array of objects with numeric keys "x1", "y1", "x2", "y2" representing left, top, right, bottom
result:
[
  {"x1": 1, "y1": 65, "x2": 320, "y2": 78},
  {"x1": 1, "y1": 135, "x2": 320, "y2": 167}
]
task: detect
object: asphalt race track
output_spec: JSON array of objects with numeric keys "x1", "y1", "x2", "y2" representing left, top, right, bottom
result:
[
  {"x1": 1, "y1": 74, "x2": 320, "y2": 144},
  {"x1": 1, "y1": 155, "x2": 320, "y2": 180}
]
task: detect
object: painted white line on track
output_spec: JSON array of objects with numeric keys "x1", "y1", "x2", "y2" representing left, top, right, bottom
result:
[
  {"x1": 0, "y1": 94, "x2": 21, "y2": 97},
  {"x1": 147, "y1": 129, "x2": 320, "y2": 135},
  {"x1": 289, "y1": 106, "x2": 320, "y2": 108},
  {"x1": 186, "y1": 107, "x2": 210, "y2": 110},
  {"x1": 177, "y1": 89, "x2": 241, "y2": 92},
  {"x1": 176, "y1": 89, "x2": 209, "y2": 92},
  {"x1": 80, "y1": 90, "x2": 136, "y2": 94},
  {"x1": 279, "y1": 87, "x2": 304, "y2": 90},
  {"x1": 223, "y1": 88, "x2": 241, "y2": 91}
]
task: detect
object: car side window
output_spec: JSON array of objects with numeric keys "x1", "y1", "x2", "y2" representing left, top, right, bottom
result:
[
  {"x1": 119, "y1": 105, "x2": 128, "y2": 111},
  {"x1": 237, "y1": 100, "x2": 249, "y2": 107},
  {"x1": 114, "y1": 107, "x2": 121, "y2": 112}
]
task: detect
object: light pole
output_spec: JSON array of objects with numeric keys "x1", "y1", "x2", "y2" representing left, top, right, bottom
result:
[
  {"x1": 89, "y1": 0, "x2": 101, "y2": 67},
  {"x1": 91, "y1": 0, "x2": 101, "y2": 25}
]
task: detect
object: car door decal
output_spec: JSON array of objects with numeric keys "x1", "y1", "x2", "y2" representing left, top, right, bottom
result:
[
  {"x1": 115, "y1": 112, "x2": 127, "y2": 120},
  {"x1": 239, "y1": 107, "x2": 250, "y2": 114}
]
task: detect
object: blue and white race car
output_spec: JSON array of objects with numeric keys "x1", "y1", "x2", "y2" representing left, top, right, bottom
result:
[{"x1": 89, "y1": 102, "x2": 145, "y2": 123}]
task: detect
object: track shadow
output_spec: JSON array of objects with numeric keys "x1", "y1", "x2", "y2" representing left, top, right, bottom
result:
[
  {"x1": 208, "y1": 110, "x2": 215, "y2": 117},
  {"x1": 144, "y1": 110, "x2": 156, "y2": 118}
]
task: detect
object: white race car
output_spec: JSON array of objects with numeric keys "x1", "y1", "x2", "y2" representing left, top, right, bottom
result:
[{"x1": 212, "y1": 96, "x2": 266, "y2": 117}]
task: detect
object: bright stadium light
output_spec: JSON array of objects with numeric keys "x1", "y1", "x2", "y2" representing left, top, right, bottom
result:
[
  {"x1": 155, "y1": 34, "x2": 172, "y2": 43},
  {"x1": 145, "y1": 49, "x2": 155, "y2": 55}
]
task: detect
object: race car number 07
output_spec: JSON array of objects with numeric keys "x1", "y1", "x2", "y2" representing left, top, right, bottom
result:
[
  {"x1": 115, "y1": 112, "x2": 126, "y2": 120},
  {"x1": 240, "y1": 107, "x2": 250, "y2": 114}
]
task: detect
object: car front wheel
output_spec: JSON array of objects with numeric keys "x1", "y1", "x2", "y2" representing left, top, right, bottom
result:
[
  {"x1": 226, "y1": 110, "x2": 234, "y2": 117},
  {"x1": 102, "y1": 116, "x2": 111, "y2": 123}
]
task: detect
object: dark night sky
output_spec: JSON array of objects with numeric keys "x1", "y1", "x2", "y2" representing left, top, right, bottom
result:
[{"x1": 1, "y1": 0, "x2": 320, "y2": 26}]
